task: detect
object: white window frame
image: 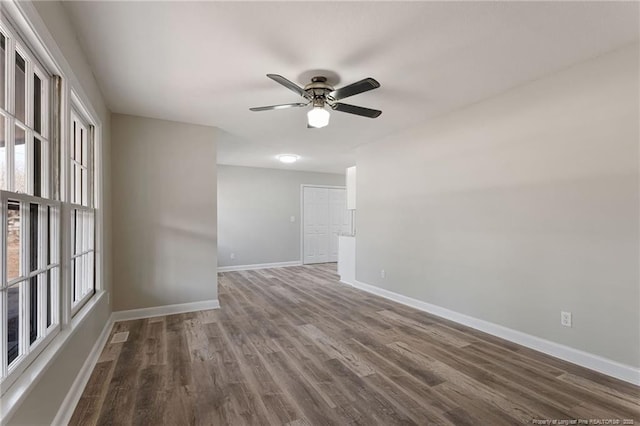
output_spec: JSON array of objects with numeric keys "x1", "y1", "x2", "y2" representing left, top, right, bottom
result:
[
  {"x1": 0, "y1": 33, "x2": 50, "y2": 197},
  {"x1": 0, "y1": 3, "x2": 105, "y2": 420},
  {"x1": 0, "y1": 13, "x2": 60, "y2": 393},
  {"x1": 0, "y1": 32, "x2": 50, "y2": 196},
  {"x1": 0, "y1": 191, "x2": 60, "y2": 392},
  {"x1": 66, "y1": 98, "x2": 96, "y2": 316}
]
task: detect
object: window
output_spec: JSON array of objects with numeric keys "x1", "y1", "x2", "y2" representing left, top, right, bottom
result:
[
  {"x1": 0, "y1": 33, "x2": 50, "y2": 197},
  {"x1": 0, "y1": 20, "x2": 61, "y2": 387},
  {"x1": 2, "y1": 198, "x2": 60, "y2": 369},
  {"x1": 0, "y1": 4, "x2": 102, "y2": 401},
  {"x1": 68, "y1": 110, "x2": 95, "y2": 312}
]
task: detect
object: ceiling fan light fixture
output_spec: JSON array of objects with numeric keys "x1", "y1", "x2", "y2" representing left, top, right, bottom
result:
[
  {"x1": 250, "y1": 74, "x2": 381, "y2": 127},
  {"x1": 307, "y1": 106, "x2": 330, "y2": 128},
  {"x1": 277, "y1": 154, "x2": 300, "y2": 164}
]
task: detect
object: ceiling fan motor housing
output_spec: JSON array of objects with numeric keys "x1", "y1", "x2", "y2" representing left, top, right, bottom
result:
[{"x1": 305, "y1": 76, "x2": 334, "y2": 103}]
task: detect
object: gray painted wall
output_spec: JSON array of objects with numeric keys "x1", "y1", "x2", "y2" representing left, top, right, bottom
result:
[
  {"x1": 8, "y1": 1, "x2": 112, "y2": 424},
  {"x1": 112, "y1": 114, "x2": 218, "y2": 311},
  {"x1": 218, "y1": 165, "x2": 344, "y2": 267},
  {"x1": 356, "y1": 44, "x2": 639, "y2": 367}
]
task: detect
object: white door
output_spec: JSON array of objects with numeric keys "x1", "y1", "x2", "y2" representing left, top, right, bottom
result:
[
  {"x1": 303, "y1": 186, "x2": 351, "y2": 264},
  {"x1": 303, "y1": 187, "x2": 329, "y2": 264}
]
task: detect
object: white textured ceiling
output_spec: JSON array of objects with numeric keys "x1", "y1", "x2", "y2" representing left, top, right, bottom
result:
[{"x1": 63, "y1": 1, "x2": 639, "y2": 174}]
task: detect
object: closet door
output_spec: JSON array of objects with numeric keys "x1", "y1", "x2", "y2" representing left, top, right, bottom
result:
[
  {"x1": 303, "y1": 186, "x2": 351, "y2": 264},
  {"x1": 303, "y1": 187, "x2": 329, "y2": 264}
]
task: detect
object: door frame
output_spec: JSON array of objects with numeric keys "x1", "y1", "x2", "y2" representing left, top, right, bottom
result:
[{"x1": 300, "y1": 184, "x2": 347, "y2": 265}]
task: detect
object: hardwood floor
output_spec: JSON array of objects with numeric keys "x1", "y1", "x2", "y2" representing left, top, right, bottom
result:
[{"x1": 70, "y1": 264, "x2": 640, "y2": 425}]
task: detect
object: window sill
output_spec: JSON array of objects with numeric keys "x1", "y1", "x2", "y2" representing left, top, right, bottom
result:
[{"x1": 0, "y1": 290, "x2": 108, "y2": 424}]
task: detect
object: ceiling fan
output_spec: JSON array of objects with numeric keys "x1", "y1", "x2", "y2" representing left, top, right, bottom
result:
[{"x1": 250, "y1": 74, "x2": 381, "y2": 128}]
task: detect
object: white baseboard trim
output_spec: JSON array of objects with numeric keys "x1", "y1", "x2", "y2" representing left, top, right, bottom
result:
[
  {"x1": 111, "y1": 299, "x2": 220, "y2": 322},
  {"x1": 218, "y1": 261, "x2": 302, "y2": 272},
  {"x1": 349, "y1": 279, "x2": 640, "y2": 386},
  {"x1": 52, "y1": 314, "x2": 115, "y2": 426}
]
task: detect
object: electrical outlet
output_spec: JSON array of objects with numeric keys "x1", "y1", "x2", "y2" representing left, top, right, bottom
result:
[
  {"x1": 561, "y1": 311, "x2": 572, "y2": 327},
  {"x1": 230, "y1": 253, "x2": 235, "y2": 260},
  {"x1": 290, "y1": 216, "x2": 296, "y2": 223},
  {"x1": 380, "y1": 269, "x2": 386, "y2": 279}
]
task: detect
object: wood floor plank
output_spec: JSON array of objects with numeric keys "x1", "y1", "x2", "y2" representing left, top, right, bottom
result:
[
  {"x1": 436, "y1": 382, "x2": 522, "y2": 426},
  {"x1": 379, "y1": 310, "x2": 472, "y2": 348},
  {"x1": 189, "y1": 358, "x2": 229, "y2": 425},
  {"x1": 68, "y1": 361, "x2": 114, "y2": 426},
  {"x1": 163, "y1": 385, "x2": 195, "y2": 426},
  {"x1": 322, "y1": 358, "x2": 416, "y2": 425},
  {"x1": 558, "y1": 372, "x2": 640, "y2": 408},
  {"x1": 298, "y1": 324, "x2": 376, "y2": 378},
  {"x1": 389, "y1": 337, "x2": 579, "y2": 419},
  {"x1": 94, "y1": 319, "x2": 147, "y2": 425},
  {"x1": 132, "y1": 365, "x2": 166, "y2": 425},
  {"x1": 263, "y1": 350, "x2": 341, "y2": 425},
  {"x1": 142, "y1": 319, "x2": 166, "y2": 367},
  {"x1": 362, "y1": 370, "x2": 455, "y2": 425},
  {"x1": 344, "y1": 329, "x2": 446, "y2": 387},
  {"x1": 70, "y1": 264, "x2": 640, "y2": 425},
  {"x1": 274, "y1": 329, "x2": 362, "y2": 406}
]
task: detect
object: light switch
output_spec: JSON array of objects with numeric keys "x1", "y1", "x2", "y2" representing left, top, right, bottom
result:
[{"x1": 290, "y1": 216, "x2": 296, "y2": 222}]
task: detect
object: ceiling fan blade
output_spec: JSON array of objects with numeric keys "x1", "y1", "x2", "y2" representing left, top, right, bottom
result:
[
  {"x1": 267, "y1": 74, "x2": 312, "y2": 100},
  {"x1": 331, "y1": 103, "x2": 382, "y2": 118},
  {"x1": 249, "y1": 102, "x2": 308, "y2": 112},
  {"x1": 329, "y1": 78, "x2": 380, "y2": 101}
]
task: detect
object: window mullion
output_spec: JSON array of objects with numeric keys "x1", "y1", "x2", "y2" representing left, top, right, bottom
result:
[
  {"x1": 21, "y1": 200, "x2": 28, "y2": 354},
  {"x1": 1, "y1": 112, "x2": 6, "y2": 191},
  {"x1": 6, "y1": 36, "x2": 14, "y2": 194},
  {"x1": 61, "y1": 203, "x2": 70, "y2": 325},
  {"x1": 26, "y1": 128, "x2": 32, "y2": 196},
  {"x1": 0, "y1": 30, "x2": 5, "y2": 110},
  {"x1": 52, "y1": 204, "x2": 60, "y2": 327},
  {"x1": 1, "y1": 192, "x2": 7, "y2": 380},
  {"x1": 88, "y1": 125, "x2": 94, "y2": 208},
  {"x1": 43, "y1": 136, "x2": 49, "y2": 199},
  {"x1": 75, "y1": 122, "x2": 80, "y2": 205},
  {"x1": 15, "y1": 280, "x2": 25, "y2": 369},
  {"x1": 25, "y1": 58, "x2": 32, "y2": 130},
  {"x1": 41, "y1": 71, "x2": 49, "y2": 140},
  {"x1": 51, "y1": 76, "x2": 61, "y2": 201},
  {"x1": 6, "y1": 115, "x2": 14, "y2": 193},
  {"x1": 6, "y1": 36, "x2": 14, "y2": 117},
  {"x1": 25, "y1": 57, "x2": 33, "y2": 196},
  {"x1": 38, "y1": 204, "x2": 45, "y2": 340}
]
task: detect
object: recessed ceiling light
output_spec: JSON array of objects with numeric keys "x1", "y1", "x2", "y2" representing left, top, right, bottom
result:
[{"x1": 277, "y1": 154, "x2": 300, "y2": 164}]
